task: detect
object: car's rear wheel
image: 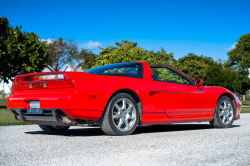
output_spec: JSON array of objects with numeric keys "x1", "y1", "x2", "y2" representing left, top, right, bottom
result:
[
  {"x1": 210, "y1": 96, "x2": 235, "y2": 128},
  {"x1": 39, "y1": 125, "x2": 70, "y2": 134},
  {"x1": 100, "y1": 93, "x2": 139, "y2": 136}
]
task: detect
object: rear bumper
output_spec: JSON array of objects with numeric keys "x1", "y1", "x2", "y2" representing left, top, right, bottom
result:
[
  {"x1": 6, "y1": 88, "x2": 83, "y2": 110},
  {"x1": 10, "y1": 107, "x2": 103, "y2": 126},
  {"x1": 7, "y1": 89, "x2": 103, "y2": 121},
  {"x1": 10, "y1": 108, "x2": 70, "y2": 126}
]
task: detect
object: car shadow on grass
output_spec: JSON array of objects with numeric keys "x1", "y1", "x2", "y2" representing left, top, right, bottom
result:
[{"x1": 24, "y1": 124, "x2": 241, "y2": 137}]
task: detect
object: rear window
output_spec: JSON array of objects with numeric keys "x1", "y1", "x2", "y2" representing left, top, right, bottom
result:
[{"x1": 85, "y1": 62, "x2": 143, "y2": 79}]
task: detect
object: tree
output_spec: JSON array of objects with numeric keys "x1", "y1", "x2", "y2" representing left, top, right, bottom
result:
[
  {"x1": 91, "y1": 40, "x2": 175, "y2": 68},
  {"x1": 204, "y1": 59, "x2": 250, "y2": 100},
  {"x1": 0, "y1": 16, "x2": 48, "y2": 83},
  {"x1": 175, "y1": 53, "x2": 213, "y2": 80},
  {"x1": 227, "y1": 33, "x2": 250, "y2": 72},
  {"x1": 227, "y1": 33, "x2": 250, "y2": 97},
  {"x1": 205, "y1": 60, "x2": 240, "y2": 92},
  {"x1": 45, "y1": 37, "x2": 78, "y2": 71},
  {"x1": 73, "y1": 49, "x2": 98, "y2": 71}
]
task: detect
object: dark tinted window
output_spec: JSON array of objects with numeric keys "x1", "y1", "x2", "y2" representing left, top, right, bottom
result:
[{"x1": 85, "y1": 63, "x2": 143, "y2": 79}]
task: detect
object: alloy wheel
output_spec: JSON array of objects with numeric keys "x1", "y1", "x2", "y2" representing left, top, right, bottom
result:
[
  {"x1": 112, "y1": 98, "x2": 137, "y2": 132},
  {"x1": 218, "y1": 100, "x2": 234, "y2": 125}
]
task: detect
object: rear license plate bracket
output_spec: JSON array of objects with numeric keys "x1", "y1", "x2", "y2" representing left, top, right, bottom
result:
[{"x1": 27, "y1": 101, "x2": 43, "y2": 114}]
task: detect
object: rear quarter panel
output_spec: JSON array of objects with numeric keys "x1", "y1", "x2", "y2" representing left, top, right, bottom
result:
[{"x1": 67, "y1": 72, "x2": 164, "y2": 118}]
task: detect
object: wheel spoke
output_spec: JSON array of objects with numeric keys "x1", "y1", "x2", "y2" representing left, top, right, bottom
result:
[
  {"x1": 128, "y1": 115, "x2": 135, "y2": 120},
  {"x1": 122, "y1": 99, "x2": 126, "y2": 110},
  {"x1": 222, "y1": 115, "x2": 226, "y2": 123},
  {"x1": 126, "y1": 105, "x2": 133, "y2": 113},
  {"x1": 117, "y1": 119, "x2": 124, "y2": 128},
  {"x1": 227, "y1": 104, "x2": 231, "y2": 111},
  {"x1": 219, "y1": 111, "x2": 224, "y2": 117},
  {"x1": 224, "y1": 101, "x2": 227, "y2": 109},
  {"x1": 113, "y1": 114, "x2": 121, "y2": 119},
  {"x1": 229, "y1": 115, "x2": 233, "y2": 121},
  {"x1": 226, "y1": 116, "x2": 230, "y2": 122},
  {"x1": 114, "y1": 104, "x2": 122, "y2": 112},
  {"x1": 124, "y1": 119, "x2": 129, "y2": 129},
  {"x1": 220, "y1": 105, "x2": 225, "y2": 111}
]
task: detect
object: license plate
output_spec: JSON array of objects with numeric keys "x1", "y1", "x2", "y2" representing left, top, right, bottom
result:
[{"x1": 27, "y1": 101, "x2": 43, "y2": 114}]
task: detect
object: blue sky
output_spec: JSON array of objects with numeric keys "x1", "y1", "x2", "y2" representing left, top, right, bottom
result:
[{"x1": 1, "y1": 0, "x2": 250, "y2": 60}]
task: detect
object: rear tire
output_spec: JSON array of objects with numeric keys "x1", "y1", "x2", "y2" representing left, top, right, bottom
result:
[
  {"x1": 39, "y1": 125, "x2": 70, "y2": 134},
  {"x1": 209, "y1": 96, "x2": 235, "y2": 128},
  {"x1": 100, "y1": 93, "x2": 139, "y2": 136}
]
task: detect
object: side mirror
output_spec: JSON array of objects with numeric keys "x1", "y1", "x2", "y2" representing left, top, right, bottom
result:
[{"x1": 195, "y1": 78, "x2": 203, "y2": 87}]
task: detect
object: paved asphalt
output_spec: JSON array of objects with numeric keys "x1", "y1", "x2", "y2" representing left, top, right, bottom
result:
[{"x1": 0, "y1": 114, "x2": 250, "y2": 166}]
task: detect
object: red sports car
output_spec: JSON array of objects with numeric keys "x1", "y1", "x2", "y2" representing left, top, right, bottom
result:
[{"x1": 7, "y1": 62, "x2": 241, "y2": 135}]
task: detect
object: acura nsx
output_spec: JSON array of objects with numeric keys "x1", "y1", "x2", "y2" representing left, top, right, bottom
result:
[{"x1": 6, "y1": 62, "x2": 241, "y2": 135}]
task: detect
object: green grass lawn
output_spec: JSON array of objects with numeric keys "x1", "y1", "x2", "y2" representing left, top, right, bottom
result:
[
  {"x1": 241, "y1": 99, "x2": 250, "y2": 113},
  {"x1": 240, "y1": 107, "x2": 250, "y2": 113},
  {"x1": 0, "y1": 98, "x2": 7, "y2": 107},
  {"x1": 242, "y1": 99, "x2": 250, "y2": 106},
  {"x1": 0, "y1": 99, "x2": 33, "y2": 126}
]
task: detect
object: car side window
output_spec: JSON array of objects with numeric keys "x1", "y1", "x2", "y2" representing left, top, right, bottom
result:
[
  {"x1": 102, "y1": 66, "x2": 138, "y2": 75},
  {"x1": 151, "y1": 67, "x2": 192, "y2": 85}
]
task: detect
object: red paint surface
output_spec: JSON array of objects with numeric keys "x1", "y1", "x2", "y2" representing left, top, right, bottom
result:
[{"x1": 7, "y1": 62, "x2": 241, "y2": 124}]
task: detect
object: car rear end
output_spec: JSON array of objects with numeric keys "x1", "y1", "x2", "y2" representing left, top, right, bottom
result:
[{"x1": 7, "y1": 72, "x2": 83, "y2": 126}]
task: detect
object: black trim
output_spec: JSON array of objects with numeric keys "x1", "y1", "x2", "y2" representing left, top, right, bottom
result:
[
  {"x1": 10, "y1": 108, "x2": 65, "y2": 123},
  {"x1": 150, "y1": 65, "x2": 195, "y2": 86},
  {"x1": 234, "y1": 117, "x2": 240, "y2": 120}
]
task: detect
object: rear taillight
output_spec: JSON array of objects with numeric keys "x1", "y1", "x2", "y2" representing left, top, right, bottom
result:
[{"x1": 12, "y1": 73, "x2": 74, "y2": 91}]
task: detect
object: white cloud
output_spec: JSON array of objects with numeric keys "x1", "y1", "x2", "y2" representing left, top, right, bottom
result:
[
  {"x1": 81, "y1": 41, "x2": 101, "y2": 49},
  {"x1": 226, "y1": 42, "x2": 237, "y2": 51},
  {"x1": 40, "y1": 38, "x2": 54, "y2": 45}
]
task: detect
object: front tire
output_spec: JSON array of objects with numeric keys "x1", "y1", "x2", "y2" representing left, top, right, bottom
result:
[
  {"x1": 39, "y1": 125, "x2": 70, "y2": 134},
  {"x1": 100, "y1": 93, "x2": 139, "y2": 136},
  {"x1": 210, "y1": 96, "x2": 235, "y2": 128}
]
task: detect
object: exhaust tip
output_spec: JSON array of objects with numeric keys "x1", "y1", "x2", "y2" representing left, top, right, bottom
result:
[
  {"x1": 15, "y1": 115, "x2": 21, "y2": 121},
  {"x1": 61, "y1": 116, "x2": 76, "y2": 125}
]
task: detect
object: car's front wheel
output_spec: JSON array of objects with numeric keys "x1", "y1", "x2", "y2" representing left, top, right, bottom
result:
[
  {"x1": 100, "y1": 93, "x2": 139, "y2": 136},
  {"x1": 39, "y1": 125, "x2": 70, "y2": 134},
  {"x1": 210, "y1": 96, "x2": 235, "y2": 128}
]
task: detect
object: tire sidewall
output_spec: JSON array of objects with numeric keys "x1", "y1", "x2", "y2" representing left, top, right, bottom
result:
[
  {"x1": 107, "y1": 93, "x2": 139, "y2": 135},
  {"x1": 215, "y1": 96, "x2": 235, "y2": 128}
]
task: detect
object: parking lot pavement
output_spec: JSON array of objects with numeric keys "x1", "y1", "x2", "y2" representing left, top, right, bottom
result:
[{"x1": 0, "y1": 114, "x2": 250, "y2": 166}]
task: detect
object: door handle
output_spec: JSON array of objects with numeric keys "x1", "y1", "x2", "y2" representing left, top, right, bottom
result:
[{"x1": 161, "y1": 84, "x2": 163, "y2": 87}]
